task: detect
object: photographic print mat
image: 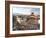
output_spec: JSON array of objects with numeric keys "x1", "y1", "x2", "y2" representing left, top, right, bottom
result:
[{"x1": 10, "y1": 4, "x2": 43, "y2": 34}]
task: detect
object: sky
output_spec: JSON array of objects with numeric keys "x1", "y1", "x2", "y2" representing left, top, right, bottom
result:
[{"x1": 13, "y1": 7, "x2": 40, "y2": 15}]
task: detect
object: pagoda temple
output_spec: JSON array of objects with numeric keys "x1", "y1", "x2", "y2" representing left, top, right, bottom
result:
[{"x1": 26, "y1": 12, "x2": 38, "y2": 29}]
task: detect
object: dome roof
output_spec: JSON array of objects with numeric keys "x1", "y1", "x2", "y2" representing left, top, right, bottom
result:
[
  {"x1": 31, "y1": 12, "x2": 35, "y2": 16},
  {"x1": 28, "y1": 12, "x2": 38, "y2": 19}
]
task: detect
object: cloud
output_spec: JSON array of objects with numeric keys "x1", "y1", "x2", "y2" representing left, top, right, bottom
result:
[{"x1": 13, "y1": 7, "x2": 40, "y2": 15}]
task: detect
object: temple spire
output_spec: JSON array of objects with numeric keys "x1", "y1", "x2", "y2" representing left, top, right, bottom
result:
[{"x1": 31, "y1": 12, "x2": 35, "y2": 16}]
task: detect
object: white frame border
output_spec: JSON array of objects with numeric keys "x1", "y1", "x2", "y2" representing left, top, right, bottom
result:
[{"x1": 10, "y1": 4, "x2": 43, "y2": 34}]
